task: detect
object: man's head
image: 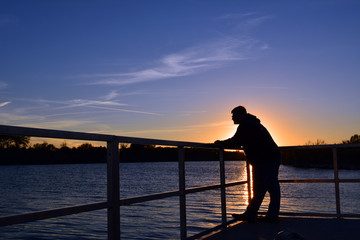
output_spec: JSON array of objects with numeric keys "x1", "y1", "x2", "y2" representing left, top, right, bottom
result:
[{"x1": 231, "y1": 105, "x2": 247, "y2": 124}]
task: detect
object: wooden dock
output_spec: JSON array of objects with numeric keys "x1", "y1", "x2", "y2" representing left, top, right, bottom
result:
[{"x1": 202, "y1": 217, "x2": 360, "y2": 240}]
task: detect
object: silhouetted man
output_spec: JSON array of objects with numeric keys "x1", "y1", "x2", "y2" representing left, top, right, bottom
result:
[{"x1": 215, "y1": 105, "x2": 281, "y2": 223}]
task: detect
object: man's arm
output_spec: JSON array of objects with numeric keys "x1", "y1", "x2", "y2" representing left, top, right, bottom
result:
[{"x1": 214, "y1": 126, "x2": 242, "y2": 148}]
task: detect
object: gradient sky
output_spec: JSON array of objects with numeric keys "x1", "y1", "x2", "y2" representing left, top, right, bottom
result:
[{"x1": 1, "y1": 0, "x2": 359, "y2": 146}]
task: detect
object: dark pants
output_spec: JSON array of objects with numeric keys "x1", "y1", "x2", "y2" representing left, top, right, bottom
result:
[{"x1": 245, "y1": 156, "x2": 281, "y2": 219}]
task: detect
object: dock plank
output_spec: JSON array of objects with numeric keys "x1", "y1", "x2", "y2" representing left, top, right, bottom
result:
[{"x1": 202, "y1": 217, "x2": 360, "y2": 240}]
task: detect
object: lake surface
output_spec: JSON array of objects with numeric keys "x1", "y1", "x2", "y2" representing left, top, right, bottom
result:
[{"x1": 0, "y1": 162, "x2": 359, "y2": 239}]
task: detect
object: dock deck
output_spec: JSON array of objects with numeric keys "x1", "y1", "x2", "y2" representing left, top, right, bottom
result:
[{"x1": 202, "y1": 217, "x2": 360, "y2": 240}]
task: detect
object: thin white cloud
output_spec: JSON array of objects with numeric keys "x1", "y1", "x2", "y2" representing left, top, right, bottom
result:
[
  {"x1": 103, "y1": 90, "x2": 118, "y2": 100},
  {"x1": 29, "y1": 98, "x2": 127, "y2": 109},
  {"x1": 60, "y1": 99, "x2": 127, "y2": 109},
  {"x1": 13, "y1": 97, "x2": 160, "y2": 116},
  {"x1": 87, "y1": 37, "x2": 251, "y2": 86},
  {"x1": 56, "y1": 99, "x2": 160, "y2": 115},
  {"x1": 85, "y1": 105, "x2": 161, "y2": 115},
  {"x1": 218, "y1": 13, "x2": 273, "y2": 30},
  {"x1": 0, "y1": 101, "x2": 10, "y2": 107}
]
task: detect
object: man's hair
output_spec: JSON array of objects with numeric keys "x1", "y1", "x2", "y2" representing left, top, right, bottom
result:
[{"x1": 232, "y1": 105, "x2": 247, "y2": 116}]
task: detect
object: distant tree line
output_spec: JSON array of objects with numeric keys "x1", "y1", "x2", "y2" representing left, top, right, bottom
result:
[
  {"x1": 1, "y1": 134, "x2": 359, "y2": 168},
  {"x1": 342, "y1": 134, "x2": 360, "y2": 144},
  {"x1": 0, "y1": 135, "x2": 107, "y2": 165},
  {"x1": 0, "y1": 136, "x2": 245, "y2": 165},
  {"x1": 281, "y1": 134, "x2": 360, "y2": 169},
  {"x1": 0, "y1": 135, "x2": 30, "y2": 149}
]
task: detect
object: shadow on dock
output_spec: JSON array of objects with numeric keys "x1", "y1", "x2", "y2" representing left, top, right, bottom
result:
[{"x1": 202, "y1": 217, "x2": 360, "y2": 240}]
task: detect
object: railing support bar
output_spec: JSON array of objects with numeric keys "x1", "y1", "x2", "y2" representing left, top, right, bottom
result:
[
  {"x1": 107, "y1": 138, "x2": 120, "y2": 240},
  {"x1": 219, "y1": 149, "x2": 227, "y2": 228},
  {"x1": 333, "y1": 148, "x2": 341, "y2": 218},
  {"x1": 178, "y1": 146, "x2": 187, "y2": 240}
]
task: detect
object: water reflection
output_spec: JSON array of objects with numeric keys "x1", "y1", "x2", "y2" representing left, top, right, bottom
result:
[{"x1": 0, "y1": 161, "x2": 359, "y2": 239}]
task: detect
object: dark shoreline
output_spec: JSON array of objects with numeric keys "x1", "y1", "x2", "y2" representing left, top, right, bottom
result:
[
  {"x1": 1, "y1": 147, "x2": 359, "y2": 169},
  {"x1": 0, "y1": 147, "x2": 246, "y2": 165},
  {"x1": 281, "y1": 148, "x2": 360, "y2": 170}
]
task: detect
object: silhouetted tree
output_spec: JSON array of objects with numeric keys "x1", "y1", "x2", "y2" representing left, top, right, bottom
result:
[
  {"x1": 77, "y1": 143, "x2": 93, "y2": 151},
  {"x1": 32, "y1": 142, "x2": 56, "y2": 151},
  {"x1": 305, "y1": 139, "x2": 326, "y2": 145},
  {"x1": 0, "y1": 135, "x2": 30, "y2": 148},
  {"x1": 60, "y1": 141, "x2": 70, "y2": 150},
  {"x1": 129, "y1": 143, "x2": 155, "y2": 149},
  {"x1": 343, "y1": 134, "x2": 360, "y2": 144}
]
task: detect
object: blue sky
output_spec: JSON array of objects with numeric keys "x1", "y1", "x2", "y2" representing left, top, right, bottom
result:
[{"x1": 0, "y1": 0, "x2": 359, "y2": 146}]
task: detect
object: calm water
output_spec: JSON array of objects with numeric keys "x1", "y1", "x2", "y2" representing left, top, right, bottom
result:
[{"x1": 0, "y1": 162, "x2": 359, "y2": 239}]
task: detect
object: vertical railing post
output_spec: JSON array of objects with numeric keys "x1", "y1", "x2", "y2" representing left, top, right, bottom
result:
[
  {"x1": 219, "y1": 149, "x2": 227, "y2": 228},
  {"x1": 178, "y1": 146, "x2": 187, "y2": 240},
  {"x1": 246, "y1": 161, "x2": 252, "y2": 203},
  {"x1": 333, "y1": 147, "x2": 341, "y2": 218},
  {"x1": 107, "y1": 138, "x2": 120, "y2": 240}
]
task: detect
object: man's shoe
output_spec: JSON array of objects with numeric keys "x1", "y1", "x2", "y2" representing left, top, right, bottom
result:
[
  {"x1": 257, "y1": 216, "x2": 279, "y2": 223},
  {"x1": 232, "y1": 213, "x2": 256, "y2": 223}
]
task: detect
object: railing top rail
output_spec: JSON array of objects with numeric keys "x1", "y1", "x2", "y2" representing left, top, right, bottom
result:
[
  {"x1": 1, "y1": 124, "x2": 359, "y2": 149},
  {"x1": 0, "y1": 124, "x2": 113, "y2": 142},
  {"x1": 0, "y1": 125, "x2": 214, "y2": 148}
]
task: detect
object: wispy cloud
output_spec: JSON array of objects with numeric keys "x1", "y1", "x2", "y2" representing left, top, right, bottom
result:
[
  {"x1": 85, "y1": 37, "x2": 251, "y2": 86},
  {"x1": 243, "y1": 15, "x2": 273, "y2": 28},
  {"x1": 218, "y1": 12, "x2": 273, "y2": 29},
  {"x1": 103, "y1": 90, "x2": 118, "y2": 100},
  {"x1": 101, "y1": 90, "x2": 151, "y2": 100},
  {"x1": 53, "y1": 98, "x2": 160, "y2": 115},
  {"x1": 14, "y1": 97, "x2": 160, "y2": 116},
  {"x1": 56, "y1": 99, "x2": 127, "y2": 109},
  {"x1": 81, "y1": 105, "x2": 161, "y2": 115},
  {"x1": 28, "y1": 98, "x2": 127, "y2": 109},
  {"x1": 0, "y1": 101, "x2": 10, "y2": 108},
  {"x1": 80, "y1": 13, "x2": 272, "y2": 86}
]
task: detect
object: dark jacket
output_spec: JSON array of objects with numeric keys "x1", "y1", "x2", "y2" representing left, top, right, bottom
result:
[{"x1": 219, "y1": 114, "x2": 280, "y2": 165}]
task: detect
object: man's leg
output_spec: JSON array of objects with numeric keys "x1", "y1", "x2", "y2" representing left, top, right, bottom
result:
[
  {"x1": 244, "y1": 164, "x2": 269, "y2": 218},
  {"x1": 266, "y1": 156, "x2": 281, "y2": 220},
  {"x1": 266, "y1": 179, "x2": 280, "y2": 219}
]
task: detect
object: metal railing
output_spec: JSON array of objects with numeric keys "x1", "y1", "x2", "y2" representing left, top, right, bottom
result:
[
  {"x1": 278, "y1": 144, "x2": 360, "y2": 219},
  {"x1": 0, "y1": 125, "x2": 360, "y2": 240}
]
